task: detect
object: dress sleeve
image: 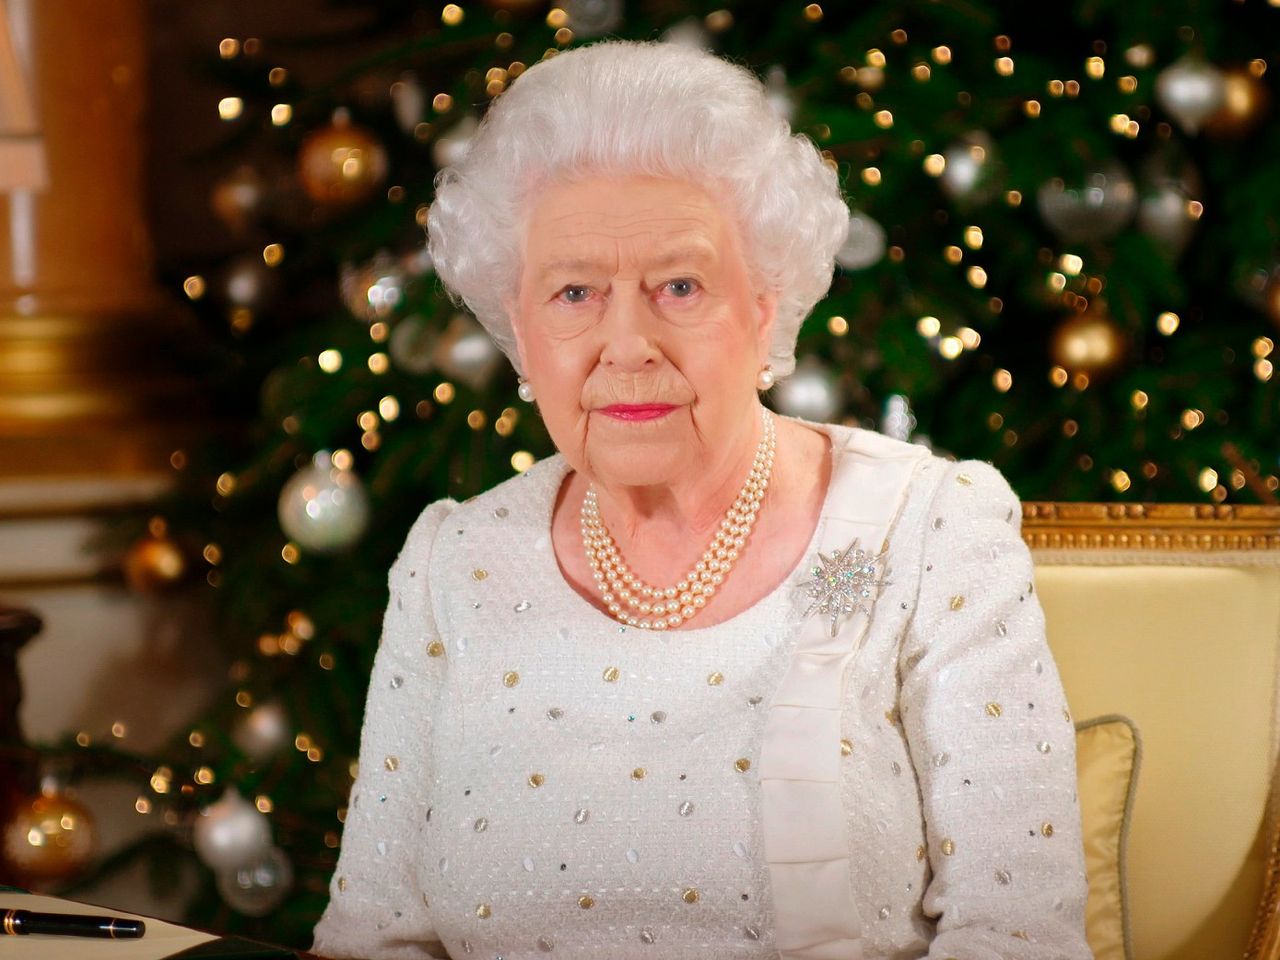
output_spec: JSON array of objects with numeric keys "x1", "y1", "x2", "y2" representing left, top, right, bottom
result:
[
  {"x1": 310, "y1": 498, "x2": 457, "y2": 960},
  {"x1": 899, "y1": 459, "x2": 1093, "y2": 960}
]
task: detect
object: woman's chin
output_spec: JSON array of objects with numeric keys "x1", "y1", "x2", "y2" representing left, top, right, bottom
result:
[{"x1": 586, "y1": 446, "x2": 687, "y2": 490}]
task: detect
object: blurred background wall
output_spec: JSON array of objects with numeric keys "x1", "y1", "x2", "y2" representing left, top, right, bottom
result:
[{"x1": 0, "y1": 0, "x2": 382, "y2": 922}]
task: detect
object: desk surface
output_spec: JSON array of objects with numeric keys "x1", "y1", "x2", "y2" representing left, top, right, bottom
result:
[
  {"x1": 0, "y1": 891, "x2": 324, "y2": 959},
  {"x1": 1, "y1": 892, "x2": 217, "y2": 958}
]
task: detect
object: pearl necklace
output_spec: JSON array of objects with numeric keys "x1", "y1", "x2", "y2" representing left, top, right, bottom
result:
[{"x1": 580, "y1": 408, "x2": 776, "y2": 630}]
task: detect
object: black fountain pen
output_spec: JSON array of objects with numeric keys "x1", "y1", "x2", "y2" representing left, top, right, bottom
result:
[{"x1": 2, "y1": 907, "x2": 146, "y2": 938}]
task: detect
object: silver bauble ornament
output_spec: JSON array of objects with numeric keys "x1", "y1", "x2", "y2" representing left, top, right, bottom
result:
[
  {"x1": 1036, "y1": 163, "x2": 1137, "y2": 243},
  {"x1": 433, "y1": 313, "x2": 504, "y2": 390},
  {"x1": 389, "y1": 314, "x2": 439, "y2": 376},
  {"x1": 341, "y1": 250, "x2": 406, "y2": 322},
  {"x1": 881, "y1": 394, "x2": 917, "y2": 443},
  {"x1": 1137, "y1": 179, "x2": 1197, "y2": 258},
  {"x1": 390, "y1": 72, "x2": 426, "y2": 134},
  {"x1": 661, "y1": 17, "x2": 711, "y2": 50},
  {"x1": 1155, "y1": 55, "x2": 1226, "y2": 135},
  {"x1": 835, "y1": 211, "x2": 886, "y2": 270},
  {"x1": 232, "y1": 701, "x2": 292, "y2": 763},
  {"x1": 223, "y1": 255, "x2": 280, "y2": 311},
  {"x1": 277, "y1": 454, "x2": 371, "y2": 553},
  {"x1": 193, "y1": 789, "x2": 272, "y2": 872},
  {"x1": 563, "y1": 0, "x2": 622, "y2": 38},
  {"x1": 770, "y1": 356, "x2": 842, "y2": 422},
  {"x1": 433, "y1": 116, "x2": 478, "y2": 169},
  {"x1": 400, "y1": 245, "x2": 434, "y2": 277},
  {"x1": 939, "y1": 131, "x2": 1000, "y2": 205},
  {"x1": 216, "y1": 846, "x2": 294, "y2": 917},
  {"x1": 764, "y1": 65, "x2": 794, "y2": 124}
]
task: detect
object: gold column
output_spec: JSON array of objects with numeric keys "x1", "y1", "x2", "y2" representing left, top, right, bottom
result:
[{"x1": 0, "y1": 0, "x2": 207, "y2": 478}]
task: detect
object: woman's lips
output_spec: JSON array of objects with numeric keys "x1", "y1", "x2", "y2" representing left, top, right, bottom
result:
[{"x1": 598, "y1": 403, "x2": 678, "y2": 421}]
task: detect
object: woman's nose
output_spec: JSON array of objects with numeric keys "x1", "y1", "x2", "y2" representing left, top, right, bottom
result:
[{"x1": 598, "y1": 285, "x2": 662, "y2": 372}]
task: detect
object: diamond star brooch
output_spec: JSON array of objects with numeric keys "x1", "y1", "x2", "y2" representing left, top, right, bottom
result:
[{"x1": 802, "y1": 537, "x2": 891, "y2": 637}]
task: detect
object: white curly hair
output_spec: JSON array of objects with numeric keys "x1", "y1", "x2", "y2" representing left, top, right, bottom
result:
[{"x1": 427, "y1": 39, "x2": 850, "y2": 379}]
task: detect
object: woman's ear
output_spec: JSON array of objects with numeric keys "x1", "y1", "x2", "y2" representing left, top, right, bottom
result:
[
  {"x1": 755, "y1": 288, "x2": 780, "y2": 365},
  {"x1": 503, "y1": 294, "x2": 530, "y2": 376}
]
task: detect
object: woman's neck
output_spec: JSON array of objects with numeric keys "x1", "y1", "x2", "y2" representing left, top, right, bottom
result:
[
  {"x1": 587, "y1": 408, "x2": 768, "y2": 549},
  {"x1": 550, "y1": 415, "x2": 834, "y2": 629}
]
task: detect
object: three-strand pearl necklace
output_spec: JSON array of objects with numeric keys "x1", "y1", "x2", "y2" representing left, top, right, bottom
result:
[{"x1": 580, "y1": 408, "x2": 776, "y2": 630}]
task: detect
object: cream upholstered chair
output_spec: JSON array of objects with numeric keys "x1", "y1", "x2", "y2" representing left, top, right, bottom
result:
[{"x1": 1023, "y1": 501, "x2": 1280, "y2": 960}]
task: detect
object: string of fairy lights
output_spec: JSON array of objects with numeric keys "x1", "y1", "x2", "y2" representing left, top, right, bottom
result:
[{"x1": 181, "y1": 6, "x2": 1278, "y2": 509}]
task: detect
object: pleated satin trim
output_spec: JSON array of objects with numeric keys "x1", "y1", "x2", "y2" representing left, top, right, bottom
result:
[{"x1": 759, "y1": 428, "x2": 930, "y2": 959}]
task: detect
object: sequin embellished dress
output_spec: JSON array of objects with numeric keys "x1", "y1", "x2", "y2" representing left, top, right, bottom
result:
[{"x1": 310, "y1": 419, "x2": 1093, "y2": 960}]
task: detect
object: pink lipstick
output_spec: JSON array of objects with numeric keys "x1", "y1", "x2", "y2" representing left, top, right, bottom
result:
[{"x1": 598, "y1": 403, "x2": 677, "y2": 422}]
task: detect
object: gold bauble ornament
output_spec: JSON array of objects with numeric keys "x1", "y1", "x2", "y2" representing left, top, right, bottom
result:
[
  {"x1": 2, "y1": 790, "x2": 97, "y2": 883},
  {"x1": 123, "y1": 533, "x2": 187, "y2": 593},
  {"x1": 1049, "y1": 305, "x2": 1129, "y2": 379},
  {"x1": 1203, "y1": 66, "x2": 1271, "y2": 139},
  {"x1": 1263, "y1": 272, "x2": 1280, "y2": 331},
  {"x1": 297, "y1": 113, "x2": 388, "y2": 208},
  {"x1": 210, "y1": 164, "x2": 266, "y2": 233}
]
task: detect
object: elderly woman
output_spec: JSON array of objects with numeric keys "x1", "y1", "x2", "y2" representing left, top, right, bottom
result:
[{"x1": 311, "y1": 40, "x2": 1091, "y2": 960}]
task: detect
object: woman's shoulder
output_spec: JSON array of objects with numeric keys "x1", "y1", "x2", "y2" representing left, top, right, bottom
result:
[
  {"x1": 400, "y1": 452, "x2": 569, "y2": 560},
  {"x1": 817, "y1": 420, "x2": 942, "y2": 497},
  {"x1": 455, "y1": 451, "x2": 568, "y2": 525},
  {"x1": 789, "y1": 417, "x2": 933, "y2": 480},
  {"x1": 392, "y1": 496, "x2": 461, "y2": 578},
  {"x1": 822, "y1": 421, "x2": 1020, "y2": 501},
  {"x1": 812, "y1": 422, "x2": 1024, "y2": 546},
  {"x1": 830, "y1": 420, "x2": 934, "y2": 463},
  {"x1": 888, "y1": 448, "x2": 1024, "y2": 545}
]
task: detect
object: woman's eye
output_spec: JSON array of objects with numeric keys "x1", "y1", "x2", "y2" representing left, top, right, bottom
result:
[
  {"x1": 664, "y1": 278, "x2": 698, "y2": 298},
  {"x1": 559, "y1": 285, "x2": 591, "y2": 304}
]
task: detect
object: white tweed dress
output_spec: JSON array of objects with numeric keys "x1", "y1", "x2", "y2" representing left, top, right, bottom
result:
[{"x1": 311, "y1": 419, "x2": 1092, "y2": 960}]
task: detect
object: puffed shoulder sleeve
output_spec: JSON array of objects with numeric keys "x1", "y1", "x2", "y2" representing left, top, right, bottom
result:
[
  {"x1": 899, "y1": 460, "x2": 1093, "y2": 960},
  {"x1": 311, "y1": 498, "x2": 457, "y2": 960}
]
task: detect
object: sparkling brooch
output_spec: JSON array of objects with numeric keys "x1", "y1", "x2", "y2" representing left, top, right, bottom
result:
[{"x1": 801, "y1": 537, "x2": 891, "y2": 637}]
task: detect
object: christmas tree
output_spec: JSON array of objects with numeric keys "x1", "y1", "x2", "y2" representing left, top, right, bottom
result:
[{"x1": 13, "y1": 0, "x2": 1278, "y2": 948}]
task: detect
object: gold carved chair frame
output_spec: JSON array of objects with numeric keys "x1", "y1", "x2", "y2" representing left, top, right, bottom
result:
[{"x1": 1022, "y1": 501, "x2": 1280, "y2": 960}]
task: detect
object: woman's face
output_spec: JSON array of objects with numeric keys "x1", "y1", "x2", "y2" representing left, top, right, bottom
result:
[{"x1": 509, "y1": 173, "x2": 777, "y2": 490}]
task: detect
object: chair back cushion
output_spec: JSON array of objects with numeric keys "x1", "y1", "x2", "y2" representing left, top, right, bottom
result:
[
  {"x1": 1035, "y1": 563, "x2": 1280, "y2": 960},
  {"x1": 1075, "y1": 714, "x2": 1141, "y2": 960}
]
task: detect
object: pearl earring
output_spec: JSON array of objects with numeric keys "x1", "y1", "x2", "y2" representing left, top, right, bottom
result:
[
  {"x1": 517, "y1": 378, "x2": 535, "y2": 402},
  {"x1": 756, "y1": 365, "x2": 775, "y2": 390}
]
